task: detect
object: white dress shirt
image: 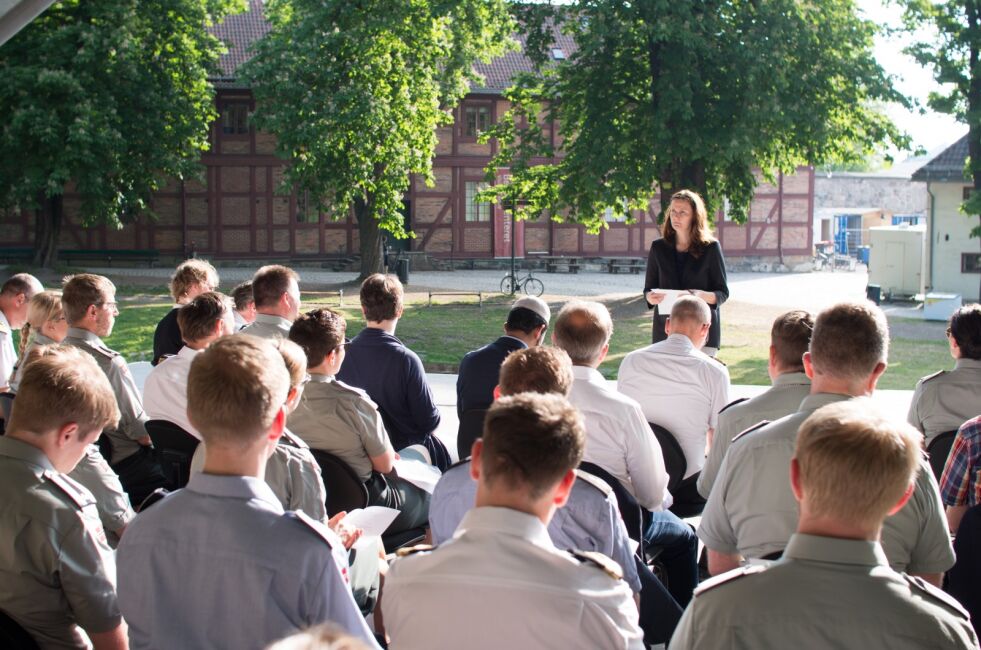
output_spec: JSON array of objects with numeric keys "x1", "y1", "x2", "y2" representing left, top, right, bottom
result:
[
  {"x1": 384, "y1": 506, "x2": 644, "y2": 650},
  {"x1": 568, "y1": 365, "x2": 670, "y2": 510},
  {"x1": 142, "y1": 346, "x2": 202, "y2": 439},
  {"x1": 618, "y1": 334, "x2": 730, "y2": 478},
  {"x1": 0, "y1": 309, "x2": 16, "y2": 390}
]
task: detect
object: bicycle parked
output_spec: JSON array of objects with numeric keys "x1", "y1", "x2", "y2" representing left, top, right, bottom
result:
[{"x1": 500, "y1": 268, "x2": 544, "y2": 296}]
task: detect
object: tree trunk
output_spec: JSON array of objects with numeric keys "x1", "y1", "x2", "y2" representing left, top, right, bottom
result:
[
  {"x1": 354, "y1": 196, "x2": 384, "y2": 280},
  {"x1": 33, "y1": 194, "x2": 62, "y2": 268}
]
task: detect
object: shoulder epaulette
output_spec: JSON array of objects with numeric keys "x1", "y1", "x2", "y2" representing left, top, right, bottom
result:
[
  {"x1": 719, "y1": 397, "x2": 750, "y2": 415},
  {"x1": 574, "y1": 468, "x2": 614, "y2": 496},
  {"x1": 570, "y1": 549, "x2": 623, "y2": 581},
  {"x1": 731, "y1": 420, "x2": 770, "y2": 444},
  {"x1": 157, "y1": 354, "x2": 175, "y2": 364},
  {"x1": 289, "y1": 510, "x2": 336, "y2": 550},
  {"x1": 903, "y1": 574, "x2": 971, "y2": 617},
  {"x1": 920, "y1": 370, "x2": 946, "y2": 384},
  {"x1": 711, "y1": 356, "x2": 727, "y2": 367},
  {"x1": 396, "y1": 543, "x2": 435, "y2": 558},
  {"x1": 43, "y1": 470, "x2": 95, "y2": 510},
  {"x1": 693, "y1": 563, "x2": 767, "y2": 596},
  {"x1": 279, "y1": 429, "x2": 309, "y2": 449}
]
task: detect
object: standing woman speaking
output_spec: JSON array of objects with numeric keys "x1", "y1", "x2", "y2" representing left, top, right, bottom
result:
[{"x1": 644, "y1": 190, "x2": 729, "y2": 355}]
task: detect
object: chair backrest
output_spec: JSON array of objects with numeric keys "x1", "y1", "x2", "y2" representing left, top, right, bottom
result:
[
  {"x1": 649, "y1": 422, "x2": 687, "y2": 495},
  {"x1": 309, "y1": 449, "x2": 369, "y2": 517},
  {"x1": 578, "y1": 461, "x2": 645, "y2": 547},
  {"x1": 145, "y1": 419, "x2": 200, "y2": 489},
  {"x1": 927, "y1": 430, "x2": 958, "y2": 483},
  {"x1": 456, "y1": 408, "x2": 488, "y2": 460},
  {"x1": 0, "y1": 391, "x2": 14, "y2": 429},
  {"x1": 0, "y1": 610, "x2": 40, "y2": 650}
]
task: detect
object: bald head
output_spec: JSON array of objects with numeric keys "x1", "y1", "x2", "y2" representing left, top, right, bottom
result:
[
  {"x1": 553, "y1": 301, "x2": 613, "y2": 366},
  {"x1": 665, "y1": 295, "x2": 711, "y2": 346},
  {"x1": 0, "y1": 273, "x2": 44, "y2": 329}
]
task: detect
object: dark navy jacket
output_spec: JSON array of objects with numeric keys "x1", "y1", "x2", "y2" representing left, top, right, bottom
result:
[
  {"x1": 455, "y1": 336, "x2": 527, "y2": 418},
  {"x1": 152, "y1": 307, "x2": 182, "y2": 366},
  {"x1": 335, "y1": 327, "x2": 441, "y2": 452}
]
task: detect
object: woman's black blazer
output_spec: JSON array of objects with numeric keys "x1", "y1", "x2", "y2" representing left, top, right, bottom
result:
[{"x1": 643, "y1": 239, "x2": 729, "y2": 348}]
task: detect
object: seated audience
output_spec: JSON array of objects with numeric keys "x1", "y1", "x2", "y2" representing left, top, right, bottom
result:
[
  {"x1": 554, "y1": 301, "x2": 697, "y2": 607},
  {"x1": 336, "y1": 274, "x2": 448, "y2": 469},
  {"x1": 618, "y1": 295, "x2": 730, "y2": 502},
  {"x1": 240, "y1": 265, "x2": 301, "y2": 340},
  {"x1": 909, "y1": 303, "x2": 981, "y2": 447},
  {"x1": 0, "y1": 272, "x2": 43, "y2": 391},
  {"x1": 231, "y1": 280, "x2": 257, "y2": 330},
  {"x1": 288, "y1": 308, "x2": 430, "y2": 535},
  {"x1": 116, "y1": 336, "x2": 378, "y2": 650},
  {"x1": 144, "y1": 291, "x2": 235, "y2": 439},
  {"x1": 152, "y1": 259, "x2": 219, "y2": 365},
  {"x1": 10, "y1": 289, "x2": 70, "y2": 392},
  {"x1": 431, "y1": 345, "x2": 683, "y2": 645},
  {"x1": 940, "y1": 414, "x2": 981, "y2": 534},
  {"x1": 698, "y1": 309, "x2": 813, "y2": 497},
  {"x1": 699, "y1": 302, "x2": 954, "y2": 585},
  {"x1": 63, "y1": 274, "x2": 168, "y2": 506},
  {"x1": 671, "y1": 400, "x2": 978, "y2": 649},
  {"x1": 0, "y1": 345, "x2": 127, "y2": 649},
  {"x1": 456, "y1": 295, "x2": 550, "y2": 417},
  {"x1": 383, "y1": 393, "x2": 644, "y2": 649}
]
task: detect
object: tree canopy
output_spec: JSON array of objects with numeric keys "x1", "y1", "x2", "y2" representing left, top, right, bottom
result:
[
  {"x1": 244, "y1": 0, "x2": 515, "y2": 277},
  {"x1": 482, "y1": 1, "x2": 910, "y2": 231},
  {"x1": 0, "y1": 0, "x2": 243, "y2": 266}
]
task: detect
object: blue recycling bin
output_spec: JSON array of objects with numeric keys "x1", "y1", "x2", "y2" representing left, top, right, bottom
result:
[{"x1": 858, "y1": 246, "x2": 870, "y2": 265}]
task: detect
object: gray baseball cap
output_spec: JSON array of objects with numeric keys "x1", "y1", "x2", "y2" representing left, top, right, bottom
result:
[{"x1": 511, "y1": 296, "x2": 551, "y2": 325}]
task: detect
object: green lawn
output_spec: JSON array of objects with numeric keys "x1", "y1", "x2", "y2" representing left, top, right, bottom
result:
[{"x1": 52, "y1": 292, "x2": 951, "y2": 389}]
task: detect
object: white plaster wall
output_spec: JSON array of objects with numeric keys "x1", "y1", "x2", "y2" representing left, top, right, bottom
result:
[{"x1": 930, "y1": 182, "x2": 981, "y2": 301}]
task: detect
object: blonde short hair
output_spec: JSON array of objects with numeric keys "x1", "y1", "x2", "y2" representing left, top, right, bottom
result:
[
  {"x1": 553, "y1": 301, "x2": 613, "y2": 365},
  {"x1": 62, "y1": 274, "x2": 115, "y2": 325},
  {"x1": 8, "y1": 345, "x2": 119, "y2": 436},
  {"x1": 170, "y1": 259, "x2": 219, "y2": 303},
  {"x1": 795, "y1": 399, "x2": 920, "y2": 524},
  {"x1": 20, "y1": 291, "x2": 64, "y2": 357},
  {"x1": 187, "y1": 336, "x2": 290, "y2": 445}
]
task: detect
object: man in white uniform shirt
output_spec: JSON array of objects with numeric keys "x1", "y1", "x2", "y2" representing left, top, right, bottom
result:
[
  {"x1": 384, "y1": 393, "x2": 644, "y2": 650},
  {"x1": 554, "y1": 300, "x2": 698, "y2": 607},
  {"x1": 143, "y1": 292, "x2": 235, "y2": 438},
  {"x1": 0, "y1": 273, "x2": 43, "y2": 390},
  {"x1": 618, "y1": 295, "x2": 730, "y2": 506}
]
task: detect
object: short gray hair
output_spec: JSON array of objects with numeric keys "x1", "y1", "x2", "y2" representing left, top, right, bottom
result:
[{"x1": 670, "y1": 295, "x2": 711, "y2": 325}]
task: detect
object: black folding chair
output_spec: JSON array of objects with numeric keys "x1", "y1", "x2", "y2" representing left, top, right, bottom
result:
[
  {"x1": 145, "y1": 419, "x2": 199, "y2": 489},
  {"x1": 0, "y1": 391, "x2": 14, "y2": 433},
  {"x1": 0, "y1": 609, "x2": 39, "y2": 650},
  {"x1": 309, "y1": 449, "x2": 369, "y2": 517},
  {"x1": 649, "y1": 422, "x2": 705, "y2": 518},
  {"x1": 456, "y1": 408, "x2": 488, "y2": 461},
  {"x1": 927, "y1": 430, "x2": 958, "y2": 483},
  {"x1": 578, "y1": 461, "x2": 646, "y2": 549}
]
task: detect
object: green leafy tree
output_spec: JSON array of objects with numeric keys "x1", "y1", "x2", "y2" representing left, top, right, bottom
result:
[
  {"x1": 0, "y1": 0, "x2": 243, "y2": 267},
  {"x1": 243, "y1": 0, "x2": 515, "y2": 277},
  {"x1": 903, "y1": 0, "x2": 981, "y2": 297},
  {"x1": 482, "y1": 1, "x2": 909, "y2": 231}
]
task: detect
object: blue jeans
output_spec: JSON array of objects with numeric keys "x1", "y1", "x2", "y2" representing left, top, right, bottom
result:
[{"x1": 644, "y1": 509, "x2": 698, "y2": 607}]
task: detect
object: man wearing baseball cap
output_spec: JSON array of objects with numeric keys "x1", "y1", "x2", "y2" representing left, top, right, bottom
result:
[{"x1": 456, "y1": 296, "x2": 551, "y2": 419}]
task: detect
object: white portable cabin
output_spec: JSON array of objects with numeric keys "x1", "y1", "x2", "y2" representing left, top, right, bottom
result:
[{"x1": 868, "y1": 225, "x2": 926, "y2": 299}]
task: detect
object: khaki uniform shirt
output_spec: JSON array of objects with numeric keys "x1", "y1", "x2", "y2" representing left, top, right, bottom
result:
[
  {"x1": 63, "y1": 328, "x2": 148, "y2": 465},
  {"x1": 697, "y1": 372, "x2": 811, "y2": 498},
  {"x1": 288, "y1": 375, "x2": 392, "y2": 482},
  {"x1": 908, "y1": 358, "x2": 981, "y2": 447},
  {"x1": 0, "y1": 437, "x2": 121, "y2": 650},
  {"x1": 190, "y1": 429, "x2": 328, "y2": 523},
  {"x1": 670, "y1": 534, "x2": 978, "y2": 650},
  {"x1": 67, "y1": 445, "x2": 135, "y2": 545},
  {"x1": 10, "y1": 332, "x2": 57, "y2": 393},
  {"x1": 698, "y1": 393, "x2": 955, "y2": 574},
  {"x1": 384, "y1": 506, "x2": 644, "y2": 650},
  {"x1": 239, "y1": 313, "x2": 292, "y2": 340}
]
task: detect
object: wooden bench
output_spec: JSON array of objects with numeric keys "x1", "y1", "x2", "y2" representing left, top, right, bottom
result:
[
  {"x1": 428, "y1": 290, "x2": 483, "y2": 306},
  {"x1": 59, "y1": 249, "x2": 160, "y2": 267},
  {"x1": 542, "y1": 256, "x2": 582, "y2": 274},
  {"x1": 0, "y1": 247, "x2": 35, "y2": 263},
  {"x1": 606, "y1": 257, "x2": 645, "y2": 274},
  {"x1": 303, "y1": 290, "x2": 345, "y2": 307}
]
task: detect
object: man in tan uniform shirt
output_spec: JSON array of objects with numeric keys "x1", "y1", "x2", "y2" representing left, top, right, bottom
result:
[
  {"x1": 672, "y1": 400, "x2": 978, "y2": 650},
  {"x1": 0, "y1": 346, "x2": 126, "y2": 650}
]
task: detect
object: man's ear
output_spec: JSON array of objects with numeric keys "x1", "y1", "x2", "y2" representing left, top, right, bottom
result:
[
  {"x1": 886, "y1": 482, "x2": 915, "y2": 516},
  {"x1": 267, "y1": 405, "x2": 286, "y2": 444},
  {"x1": 552, "y1": 469, "x2": 577, "y2": 508},
  {"x1": 790, "y1": 458, "x2": 803, "y2": 503},
  {"x1": 55, "y1": 422, "x2": 80, "y2": 449},
  {"x1": 664, "y1": 317, "x2": 673, "y2": 335},
  {"x1": 469, "y1": 439, "x2": 484, "y2": 480},
  {"x1": 395, "y1": 304, "x2": 405, "y2": 319},
  {"x1": 802, "y1": 351, "x2": 814, "y2": 379}
]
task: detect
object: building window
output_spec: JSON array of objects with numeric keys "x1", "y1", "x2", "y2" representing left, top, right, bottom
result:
[
  {"x1": 963, "y1": 253, "x2": 981, "y2": 274},
  {"x1": 464, "y1": 105, "x2": 490, "y2": 138},
  {"x1": 604, "y1": 205, "x2": 627, "y2": 223},
  {"x1": 465, "y1": 181, "x2": 491, "y2": 222},
  {"x1": 222, "y1": 104, "x2": 250, "y2": 135}
]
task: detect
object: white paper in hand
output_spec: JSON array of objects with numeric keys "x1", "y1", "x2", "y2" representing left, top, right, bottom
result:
[
  {"x1": 393, "y1": 458, "x2": 441, "y2": 494},
  {"x1": 344, "y1": 506, "x2": 400, "y2": 542},
  {"x1": 653, "y1": 289, "x2": 685, "y2": 312}
]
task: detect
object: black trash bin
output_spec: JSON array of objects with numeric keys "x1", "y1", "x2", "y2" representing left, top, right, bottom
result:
[
  {"x1": 396, "y1": 258, "x2": 409, "y2": 285},
  {"x1": 866, "y1": 284, "x2": 881, "y2": 305}
]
